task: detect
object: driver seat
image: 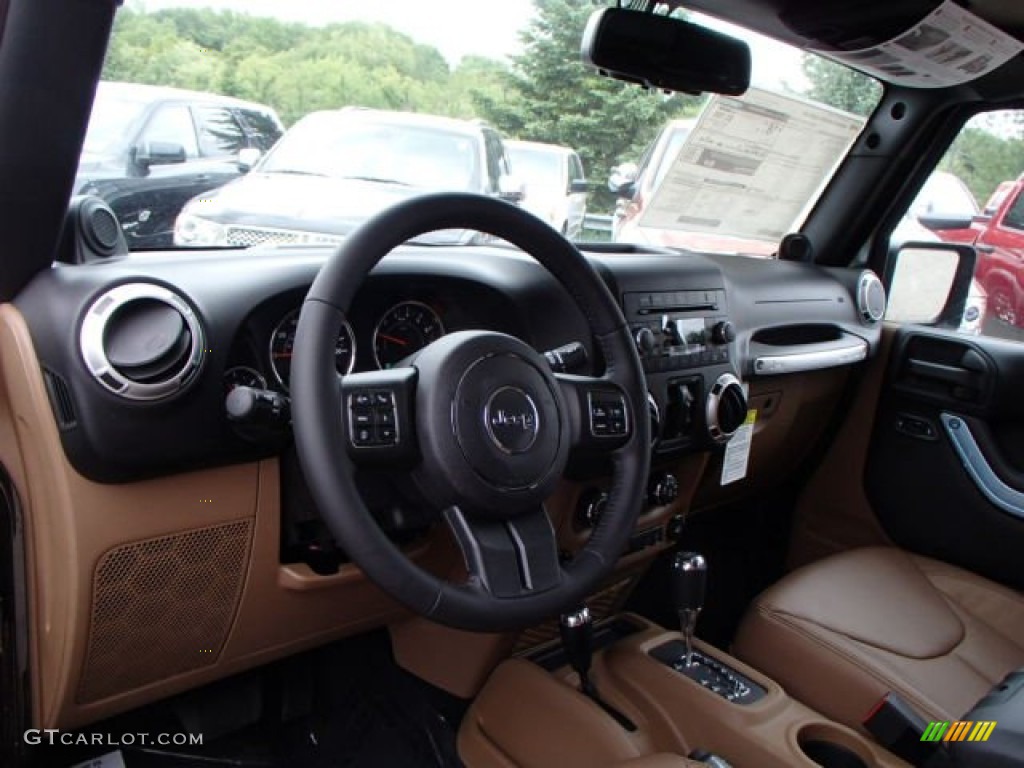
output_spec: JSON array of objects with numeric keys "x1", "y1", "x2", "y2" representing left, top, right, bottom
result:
[{"x1": 732, "y1": 547, "x2": 1024, "y2": 729}]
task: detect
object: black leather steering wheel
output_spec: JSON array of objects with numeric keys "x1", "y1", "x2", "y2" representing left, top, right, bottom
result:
[{"x1": 291, "y1": 193, "x2": 650, "y2": 632}]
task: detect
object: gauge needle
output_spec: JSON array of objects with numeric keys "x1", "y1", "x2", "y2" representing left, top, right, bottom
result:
[
  {"x1": 378, "y1": 333, "x2": 408, "y2": 346},
  {"x1": 273, "y1": 352, "x2": 293, "y2": 359}
]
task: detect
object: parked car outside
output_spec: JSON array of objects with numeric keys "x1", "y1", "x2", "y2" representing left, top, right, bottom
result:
[
  {"x1": 75, "y1": 81, "x2": 284, "y2": 248},
  {"x1": 174, "y1": 108, "x2": 522, "y2": 248},
  {"x1": 505, "y1": 140, "x2": 588, "y2": 238},
  {"x1": 922, "y1": 174, "x2": 1024, "y2": 327}
]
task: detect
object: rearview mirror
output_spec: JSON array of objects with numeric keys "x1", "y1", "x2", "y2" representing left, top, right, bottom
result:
[
  {"x1": 582, "y1": 8, "x2": 751, "y2": 96},
  {"x1": 134, "y1": 141, "x2": 186, "y2": 169}
]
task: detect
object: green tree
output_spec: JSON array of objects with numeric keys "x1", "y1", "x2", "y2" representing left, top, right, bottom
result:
[
  {"x1": 801, "y1": 55, "x2": 882, "y2": 117},
  {"x1": 940, "y1": 127, "x2": 1024, "y2": 205},
  {"x1": 100, "y1": 9, "x2": 509, "y2": 126},
  {"x1": 475, "y1": 0, "x2": 699, "y2": 212}
]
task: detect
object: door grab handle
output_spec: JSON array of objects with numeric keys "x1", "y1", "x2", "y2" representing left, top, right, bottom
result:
[
  {"x1": 907, "y1": 359, "x2": 975, "y2": 387},
  {"x1": 941, "y1": 413, "x2": 1024, "y2": 520}
]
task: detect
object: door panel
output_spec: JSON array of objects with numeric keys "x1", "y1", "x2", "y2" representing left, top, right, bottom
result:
[{"x1": 865, "y1": 327, "x2": 1024, "y2": 591}]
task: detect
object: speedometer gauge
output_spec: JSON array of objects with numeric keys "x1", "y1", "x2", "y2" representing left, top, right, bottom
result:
[
  {"x1": 373, "y1": 300, "x2": 445, "y2": 369},
  {"x1": 269, "y1": 308, "x2": 356, "y2": 390}
]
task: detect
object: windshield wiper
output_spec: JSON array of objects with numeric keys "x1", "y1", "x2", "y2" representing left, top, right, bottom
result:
[{"x1": 341, "y1": 175, "x2": 412, "y2": 187}]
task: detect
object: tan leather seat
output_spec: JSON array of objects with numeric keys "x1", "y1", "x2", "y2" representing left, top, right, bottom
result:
[{"x1": 733, "y1": 546, "x2": 1024, "y2": 730}]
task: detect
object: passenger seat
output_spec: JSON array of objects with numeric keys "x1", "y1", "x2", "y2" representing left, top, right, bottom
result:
[{"x1": 733, "y1": 547, "x2": 1024, "y2": 730}]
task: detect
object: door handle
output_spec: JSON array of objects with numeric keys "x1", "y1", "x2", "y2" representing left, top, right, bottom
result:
[
  {"x1": 976, "y1": 244, "x2": 995, "y2": 253},
  {"x1": 906, "y1": 359, "x2": 976, "y2": 387}
]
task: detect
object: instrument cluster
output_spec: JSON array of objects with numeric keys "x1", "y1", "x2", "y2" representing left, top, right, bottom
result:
[{"x1": 224, "y1": 299, "x2": 446, "y2": 395}]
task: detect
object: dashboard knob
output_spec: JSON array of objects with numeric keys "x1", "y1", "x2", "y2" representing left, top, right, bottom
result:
[
  {"x1": 706, "y1": 373, "x2": 748, "y2": 444},
  {"x1": 648, "y1": 473, "x2": 680, "y2": 507},
  {"x1": 576, "y1": 490, "x2": 609, "y2": 529},
  {"x1": 711, "y1": 321, "x2": 736, "y2": 345},
  {"x1": 635, "y1": 327, "x2": 657, "y2": 354}
]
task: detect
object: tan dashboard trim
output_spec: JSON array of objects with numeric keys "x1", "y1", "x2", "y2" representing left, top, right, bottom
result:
[{"x1": 0, "y1": 304, "x2": 441, "y2": 729}]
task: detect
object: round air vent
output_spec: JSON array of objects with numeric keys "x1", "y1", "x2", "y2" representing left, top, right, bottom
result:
[
  {"x1": 857, "y1": 271, "x2": 886, "y2": 324},
  {"x1": 706, "y1": 373, "x2": 747, "y2": 444},
  {"x1": 80, "y1": 283, "x2": 205, "y2": 401}
]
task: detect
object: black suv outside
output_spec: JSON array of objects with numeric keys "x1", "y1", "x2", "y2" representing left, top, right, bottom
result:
[
  {"x1": 75, "y1": 81, "x2": 284, "y2": 249},
  {"x1": 173, "y1": 107, "x2": 522, "y2": 248}
]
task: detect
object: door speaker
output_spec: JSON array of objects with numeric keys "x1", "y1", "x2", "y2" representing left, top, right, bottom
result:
[{"x1": 77, "y1": 519, "x2": 253, "y2": 704}]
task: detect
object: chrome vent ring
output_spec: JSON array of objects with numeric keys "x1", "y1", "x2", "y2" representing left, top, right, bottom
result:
[{"x1": 80, "y1": 283, "x2": 205, "y2": 401}]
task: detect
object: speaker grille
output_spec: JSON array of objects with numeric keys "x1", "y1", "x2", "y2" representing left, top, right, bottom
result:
[
  {"x1": 77, "y1": 520, "x2": 253, "y2": 704},
  {"x1": 88, "y1": 206, "x2": 121, "y2": 252}
]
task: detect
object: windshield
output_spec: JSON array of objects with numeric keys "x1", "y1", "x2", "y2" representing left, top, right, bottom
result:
[
  {"x1": 87, "y1": 1, "x2": 881, "y2": 253},
  {"x1": 261, "y1": 112, "x2": 481, "y2": 191}
]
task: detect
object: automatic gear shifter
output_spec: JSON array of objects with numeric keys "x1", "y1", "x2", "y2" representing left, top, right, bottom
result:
[
  {"x1": 650, "y1": 551, "x2": 767, "y2": 705},
  {"x1": 671, "y1": 551, "x2": 706, "y2": 667}
]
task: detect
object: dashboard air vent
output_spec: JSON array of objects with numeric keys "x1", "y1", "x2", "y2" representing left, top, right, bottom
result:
[
  {"x1": 80, "y1": 283, "x2": 205, "y2": 401},
  {"x1": 857, "y1": 271, "x2": 886, "y2": 324}
]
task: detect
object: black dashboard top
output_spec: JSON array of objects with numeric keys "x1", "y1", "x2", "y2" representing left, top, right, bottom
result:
[{"x1": 14, "y1": 243, "x2": 880, "y2": 482}]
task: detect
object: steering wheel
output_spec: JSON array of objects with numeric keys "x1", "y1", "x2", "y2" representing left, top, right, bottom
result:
[{"x1": 291, "y1": 193, "x2": 650, "y2": 632}]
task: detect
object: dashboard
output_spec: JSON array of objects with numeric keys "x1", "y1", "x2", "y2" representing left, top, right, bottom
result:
[
  {"x1": 6, "y1": 238, "x2": 886, "y2": 729},
  {"x1": 15, "y1": 244, "x2": 883, "y2": 483}
]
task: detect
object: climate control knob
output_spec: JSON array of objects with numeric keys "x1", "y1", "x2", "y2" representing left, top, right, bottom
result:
[
  {"x1": 648, "y1": 473, "x2": 680, "y2": 507},
  {"x1": 706, "y1": 373, "x2": 748, "y2": 444}
]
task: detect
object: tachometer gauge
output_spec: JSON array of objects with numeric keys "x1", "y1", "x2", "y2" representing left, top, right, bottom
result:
[
  {"x1": 373, "y1": 300, "x2": 445, "y2": 369},
  {"x1": 270, "y1": 308, "x2": 356, "y2": 390},
  {"x1": 223, "y1": 366, "x2": 266, "y2": 395}
]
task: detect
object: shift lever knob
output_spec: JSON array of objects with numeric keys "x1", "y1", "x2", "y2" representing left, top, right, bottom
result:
[
  {"x1": 671, "y1": 551, "x2": 707, "y2": 612},
  {"x1": 559, "y1": 605, "x2": 595, "y2": 695},
  {"x1": 671, "y1": 551, "x2": 707, "y2": 667}
]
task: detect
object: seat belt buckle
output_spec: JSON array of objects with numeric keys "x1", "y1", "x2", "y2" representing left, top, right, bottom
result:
[{"x1": 863, "y1": 692, "x2": 954, "y2": 767}]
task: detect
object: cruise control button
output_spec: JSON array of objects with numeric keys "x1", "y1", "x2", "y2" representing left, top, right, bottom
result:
[
  {"x1": 353, "y1": 392, "x2": 372, "y2": 407},
  {"x1": 353, "y1": 427, "x2": 375, "y2": 446}
]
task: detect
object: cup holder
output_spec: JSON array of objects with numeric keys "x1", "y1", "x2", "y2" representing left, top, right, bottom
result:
[{"x1": 797, "y1": 723, "x2": 873, "y2": 768}]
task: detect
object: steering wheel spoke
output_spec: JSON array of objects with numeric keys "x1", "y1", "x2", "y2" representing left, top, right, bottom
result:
[
  {"x1": 341, "y1": 367, "x2": 418, "y2": 463},
  {"x1": 556, "y1": 373, "x2": 633, "y2": 453},
  {"x1": 444, "y1": 505, "x2": 563, "y2": 598}
]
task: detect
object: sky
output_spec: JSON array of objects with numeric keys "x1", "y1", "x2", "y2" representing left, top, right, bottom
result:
[{"x1": 134, "y1": 0, "x2": 810, "y2": 89}]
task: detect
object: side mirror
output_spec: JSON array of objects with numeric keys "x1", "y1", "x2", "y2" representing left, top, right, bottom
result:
[
  {"x1": 134, "y1": 141, "x2": 186, "y2": 169},
  {"x1": 237, "y1": 147, "x2": 262, "y2": 173},
  {"x1": 569, "y1": 179, "x2": 589, "y2": 194},
  {"x1": 885, "y1": 241, "x2": 978, "y2": 329},
  {"x1": 608, "y1": 162, "x2": 639, "y2": 198},
  {"x1": 918, "y1": 212, "x2": 975, "y2": 231},
  {"x1": 582, "y1": 8, "x2": 751, "y2": 95},
  {"x1": 499, "y1": 174, "x2": 526, "y2": 203}
]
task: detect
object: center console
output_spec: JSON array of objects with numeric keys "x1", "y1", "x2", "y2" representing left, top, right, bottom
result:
[
  {"x1": 459, "y1": 617, "x2": 908, "y2": 768},
  {"x1": 457, "y1": 549, "x2": 909, "y2": 768}
]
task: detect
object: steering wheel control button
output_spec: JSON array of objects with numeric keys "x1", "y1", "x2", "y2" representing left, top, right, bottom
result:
[
  {"x1": 588, "y1": 392, "x2": 629, "y2": 439},
  {"x1": 348, "y1": 389, "x2": 399, "y2": 448},
  {"x1": 484, "y1": 387, "x2": 540, "y2": 454}
]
